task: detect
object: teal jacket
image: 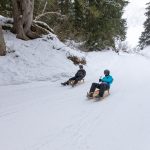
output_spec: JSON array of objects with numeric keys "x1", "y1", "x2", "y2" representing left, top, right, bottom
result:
[{"x1": 100, "y1": 75, "x2": 113, "y2": 86}]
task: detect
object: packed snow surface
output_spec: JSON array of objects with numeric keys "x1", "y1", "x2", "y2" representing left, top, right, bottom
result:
[{"x1": 1, "y1": 31, "x2": 150, "y2": 150}]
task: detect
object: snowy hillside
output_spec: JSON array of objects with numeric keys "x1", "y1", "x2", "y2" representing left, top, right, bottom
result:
[
  {"x1": 1, "y1": 29, "x2": 150, "y2": 150},
  {"x1": 1, "y1": 49, "x2": 150, "y2": 150},
  {"x1": 0, "y1": 30, "x2": 86, "y2": 85}
]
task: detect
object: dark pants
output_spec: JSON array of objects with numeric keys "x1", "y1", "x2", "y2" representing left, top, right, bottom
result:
[
  {"x1": 89, "y1": 82, "x2": 109, "y2": 97},
  {"x1": 65, "y1": 76, "x2": 83, "y2": 85}
]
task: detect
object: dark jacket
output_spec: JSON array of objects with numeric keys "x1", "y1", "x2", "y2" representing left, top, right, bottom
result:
[{"x1": 75, "y1": 69, "x2": 86, "y2": 78}]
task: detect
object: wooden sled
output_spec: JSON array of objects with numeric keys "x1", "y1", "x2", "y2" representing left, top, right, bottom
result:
[
  {"x1": 87, "y1": 88, "x2": 110, "y2": 100},
  {"x1": 69, "y1": 79, "x2": 85, "y2": 87}
]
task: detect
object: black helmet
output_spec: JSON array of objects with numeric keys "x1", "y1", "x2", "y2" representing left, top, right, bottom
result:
[
  {"x1": 104, "y1": 69, "x2": 110, "y2": 76},
  {"x1": 79, "y1": 65, "x2": 83, "y2": 69}
]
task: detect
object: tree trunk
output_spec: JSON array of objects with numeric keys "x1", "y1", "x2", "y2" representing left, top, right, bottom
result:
[
  {"x1": 12, "y1": 0, "x2": 39, "y2": 40},
  {"x1": 0, "y1": 25, "x2": 6, "y2": 56}
]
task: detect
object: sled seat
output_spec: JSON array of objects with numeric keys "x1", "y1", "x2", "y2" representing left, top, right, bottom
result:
[
  {"x1": 80, "y1": 79, "x2": 85, "y2": 83},
  {"x1": 69, "y1": 79, "x2": 84, "y2": 85}
]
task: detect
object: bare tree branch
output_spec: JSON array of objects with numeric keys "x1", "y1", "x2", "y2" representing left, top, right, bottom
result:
[{"x1": 42, "y1": 0, "x2": 48, "y2": 14}]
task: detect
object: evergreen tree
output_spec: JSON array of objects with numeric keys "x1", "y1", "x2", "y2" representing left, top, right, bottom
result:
[
  {"x1": 0, "y1": 0, "x2": 12, "y2": 17},
  {"x1": 139, "y1": 2, "x2": 150, "y2": 49},
  {"x1": 57, "y1": 0, "x2": 71, "y2": 15},
  {"x1": 73, "y1": 0, "x2": 83, "y2": 29},
  {"x1": 0, "y1": 0, "x2": 128, "y2": 51},
  {"x1": 63, "y1": 0, "x2": 128, "y2": 50},
  {"x1": 84, "y1": 0, "x2": 128, "y2": 50}
]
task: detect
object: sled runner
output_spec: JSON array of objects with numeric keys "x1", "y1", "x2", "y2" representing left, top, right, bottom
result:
[{"x1": 87, "y1": 88, "x2": 110, "y2": 100}]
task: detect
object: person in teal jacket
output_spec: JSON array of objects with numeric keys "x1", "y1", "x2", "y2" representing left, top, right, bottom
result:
[{"x1": 88, "y1": 69, "x2": 113, "y2": 98}]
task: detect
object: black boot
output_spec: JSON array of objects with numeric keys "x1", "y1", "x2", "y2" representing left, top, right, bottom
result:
[
  {"x1": 61, "y1": 81, "x2": 69, "y2": 86},
  {"x1": 61, "y1": 82, "x2": 67, "y2": 86}
]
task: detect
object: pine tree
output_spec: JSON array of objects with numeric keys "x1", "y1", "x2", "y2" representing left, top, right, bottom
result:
[
  {"x1": 0, "y1": 0, "x2": 12, "y2": 17},
  {"x1": 57, "y1": 0, "x2": 71, "y2": 15},
  {"x1": 139, "y1": 2, "x2": 150, "y2": 49},
  {"x1": 0, "y1": 0, "x2": 128, "y2": 51},
  {"x1": 84, "y1": 0, "x2": 128, "y2": 50},
  {"x1": 73, "y1": 0, "x2": 83, "y2": 29}
]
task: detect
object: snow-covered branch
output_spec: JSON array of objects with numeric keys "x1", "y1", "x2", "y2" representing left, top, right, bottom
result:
[{"x1": 34, "y1": 12, "x2": 66, "y2": 21}]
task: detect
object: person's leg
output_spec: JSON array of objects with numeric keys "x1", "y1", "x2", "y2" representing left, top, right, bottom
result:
[
  {"x1": 72, "y1": 76, "x2": 83, "y2": 86},
  {"x1": 61, "y1": 77, "x2": 76, "y2": 85},
  {"x1": 87, "y1": 83, "x2": 100, "y2": 97},
  {"x1": 72, "y1": 79, "x2": 78, "y2": 86},
  {"x1": 89, "y1": 83, "x2": 100, "y2": 94},
  {"x1": 99, "y1": 83, "x2": 109, "y2": 97},
  {"x1": 69, "y1": 77, "x2": 76, "y2": 81},
  {"x1": 68, "y1": 76, "x2": 77, "y2": 85}
]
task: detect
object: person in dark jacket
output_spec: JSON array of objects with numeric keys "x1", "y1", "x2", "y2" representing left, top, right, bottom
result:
[
  {"x1": 88, "y1": 69, "x2": 113, "y2": 98},
  {"x1": 61, "y1": 65, "x2": 86, "y2": 86}
]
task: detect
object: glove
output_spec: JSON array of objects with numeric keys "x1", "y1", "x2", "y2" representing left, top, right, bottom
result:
[{"x1": 99, "y1": 79, "x2": 102, "y2": 82}]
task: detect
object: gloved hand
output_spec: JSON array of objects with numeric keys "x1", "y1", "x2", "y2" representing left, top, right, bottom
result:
[{"x1": 99, "y1": 79, "x2": 102, "y2": 82}]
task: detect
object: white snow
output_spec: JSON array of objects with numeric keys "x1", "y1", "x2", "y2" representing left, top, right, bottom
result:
[
  {"x1": 1, "y1": 1, "x2": 150, "y2": 150},
  {"x1": 0, "y1": 31, "x2": 86, "y2": 85},
  {"x1": 1, "y1": 50, "x2": 150, "y2": 150}
]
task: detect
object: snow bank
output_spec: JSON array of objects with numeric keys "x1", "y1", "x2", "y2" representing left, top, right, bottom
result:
[
  {"x1": 0, "y1": 30, "x2": 85, "y2": 85},
  {"x1": 0, "y1": 15, "x2": 13, "y2": 26},
  {"x1": 139, "y1": 46, "x2": 150, "y2": 59},
  {"x1": 1, "y1": 46, "x2": 150, "y2": 150}
]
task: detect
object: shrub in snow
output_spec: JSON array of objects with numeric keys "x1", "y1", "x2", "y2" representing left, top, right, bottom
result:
[{"x1": 67, "y1": 55, "x2": 86, "y2": 65}]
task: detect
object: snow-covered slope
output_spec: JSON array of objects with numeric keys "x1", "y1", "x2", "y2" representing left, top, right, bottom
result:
[
  {"x1": 1, "y1": 30, "x2": 150, "y2": 150},
  {"x1": 0, "y1": 31, "x2": 86, "y2": 85},
  {"x1": 1, "y1": 50, "x2": 150, "y2": 150}
]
